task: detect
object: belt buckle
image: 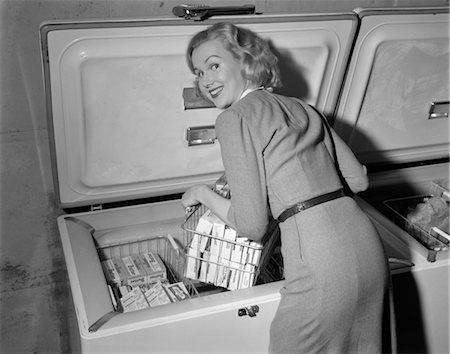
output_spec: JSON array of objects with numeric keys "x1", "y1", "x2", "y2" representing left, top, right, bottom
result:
[{"x1": 296, "y1": 202, "x2": 306, "y2": 212}]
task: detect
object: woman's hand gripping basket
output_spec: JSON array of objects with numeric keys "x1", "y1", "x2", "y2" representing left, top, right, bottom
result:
[{"x1": 182, "y1": 175, "x2": 282, "y2": 290}]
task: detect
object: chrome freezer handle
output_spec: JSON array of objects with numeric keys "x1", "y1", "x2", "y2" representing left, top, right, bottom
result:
[
  {"x1": 186, "y1": 125, "x2": 216, "y2": 146},
  {"x1": 428, "y1": 101, "x2": 449, "y2": 119}
]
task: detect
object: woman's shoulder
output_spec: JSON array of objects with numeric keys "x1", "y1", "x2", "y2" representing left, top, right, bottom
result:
[
  {"x1": 244, "y1": 90, "x2": 307, "y2": 111},
  {"x1": 217, "y1": 90, "x2": 308, "y2": 129},
  {"x1": 227, "y1": 90, "x2": 278, "y2": 117},
  {"x1": 216, "y1": 95, "x2": 264, "y2": 131}
]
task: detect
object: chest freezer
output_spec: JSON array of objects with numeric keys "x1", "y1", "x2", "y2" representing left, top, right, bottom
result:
[
  {"x1": 332, "y1": 8, "x2": 449, "y2": 354},
  {"x1": 40, "y1": 7, "x2": 449, "y2": 353}
]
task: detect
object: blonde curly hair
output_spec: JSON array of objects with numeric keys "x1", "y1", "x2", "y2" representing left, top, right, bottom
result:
[{"x1": 187, "y1": 22, "x2": 282, "y2": 90}]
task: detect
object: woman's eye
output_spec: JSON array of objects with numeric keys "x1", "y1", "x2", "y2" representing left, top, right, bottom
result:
[
  {"x1": 210, "y1": 63, "x2": 219, "y2": 71},
  {"x1": 196, "y1": 71, "x2": 204, "y2": 78}
]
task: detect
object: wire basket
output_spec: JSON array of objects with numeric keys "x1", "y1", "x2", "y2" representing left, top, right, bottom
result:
[
  {"x1": 182, "y1": 204, "x2": 282, "y2": 290},
  {"x1": 384, "y1": 181, "x2": 449, "y2": 262},
  {"x1": 97, "y1": 234, "x2": 199, "y2": 310}
]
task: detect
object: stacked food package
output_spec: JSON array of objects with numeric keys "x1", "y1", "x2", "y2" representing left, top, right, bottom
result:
[{"x1": 101, "y1": 251, "x2": 191, "y2": 312}]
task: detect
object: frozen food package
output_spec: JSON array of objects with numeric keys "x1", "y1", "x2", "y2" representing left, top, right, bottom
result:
[
  {"x1": 213, "y1": 173, "x2": 231, "y2": 198},
  {"x1": 140, "y1": 251, "x2": 167, "y2": 283},
  {"x1": 141, "y1": 281, "x2": 172, "y2": 308},
  {"x1": 119, "y1": 287, "x2": 149, "y2": 313},
  {"x1": 406, "y1": 196, "x2": 449, "y2": 233},
  {"x1": 102, "y1": 259, "x2": 122, "y2": 285},
  {"x1": 98, "y1": 235, "x2": 199, "y2": 313},
  {"x1": 164, "y1": 282, "x2": 191, "y2": 302},
  {"x1": 183, "y1": 205, "x2": 264, "y2": 290},
  {"x1": 121, "y1": 255, "x2": 149, "y2": 287},
  {"x1": 102, "y1": 252, "x2": 167, "y2": 287}
]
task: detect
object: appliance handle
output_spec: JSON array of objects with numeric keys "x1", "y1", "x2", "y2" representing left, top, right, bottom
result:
[
  {"x1": 173, "y1": 4, "x2": 256, "y2": 21},
  {"x1": 186, "y1": 125, "x2": 216, "y2": 146},
  {"x1": 428, "y1": 101, "x2": 449, "y2": 119}
]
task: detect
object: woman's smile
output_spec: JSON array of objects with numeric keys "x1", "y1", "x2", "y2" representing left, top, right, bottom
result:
[{"x1": 209, "y1": 85, "x2": 223, "y2": 98}]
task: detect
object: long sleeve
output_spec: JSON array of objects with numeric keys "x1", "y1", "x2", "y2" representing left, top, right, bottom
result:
[
  {"x1": 327, "y1": 126, "x2": 369, "y2": 194},
  {"x1": 215, "y1": 109, "x2": 270, "y2": 240}
]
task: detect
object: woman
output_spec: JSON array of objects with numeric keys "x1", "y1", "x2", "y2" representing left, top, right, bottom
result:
[{"x1": 181, "y1": 22, "x2": 389, "y2": 353}]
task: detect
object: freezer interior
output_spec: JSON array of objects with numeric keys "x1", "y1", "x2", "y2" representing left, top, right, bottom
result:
[
  {"x1": 58, "y1": 196, "x2": 411, "y2": 326},
  {"x1": 42, "y1": 8, "x2": 449, "y2": 353},
  {"x1": 58, "y1": 199, "x2": 287, "y2": 353}
]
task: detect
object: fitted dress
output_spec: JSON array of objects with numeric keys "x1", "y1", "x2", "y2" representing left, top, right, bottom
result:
[{"x1": 215, "y1": 89, "x2": 390, "y2": 354}]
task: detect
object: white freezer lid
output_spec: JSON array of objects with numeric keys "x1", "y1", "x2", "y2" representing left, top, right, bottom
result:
[
  {"x1": 333, "y1": 7, "x2": 449, "y2": 166},
  {"x1": 41, "y1": 13, "x2": 357, "y2": 209}
]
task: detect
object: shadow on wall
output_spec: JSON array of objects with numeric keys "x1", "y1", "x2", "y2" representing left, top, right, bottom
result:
[{"x1": 271, "y1": 45, "x2": 309, "y2": 100}]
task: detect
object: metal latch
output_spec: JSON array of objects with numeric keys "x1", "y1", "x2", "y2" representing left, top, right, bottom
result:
[
  {"x1": 172, "y1": 4, "x2": 256, "y2": 21},
  {"x1": 238, "y1": 305, "x2": 259, "y2": 317},
  {"x1": 186, "y1": 125, "x2": 216, "y2": 146},
  {"x1": 429, "y1": 101, "x2": 449, "y2": 119},
  {"x1": 90, "y1": 204, "x2": 103, "y2": 211}
]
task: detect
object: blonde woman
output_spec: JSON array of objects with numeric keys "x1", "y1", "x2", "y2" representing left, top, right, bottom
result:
[{"x1": 181, "y1": 22, "x2": 389, "y2": 354}]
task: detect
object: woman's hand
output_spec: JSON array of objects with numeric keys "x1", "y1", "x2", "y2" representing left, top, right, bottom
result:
[
  {"x1": 181, "y1": 184, "x2": 235, "y2": 229},
  {"x1": 181, "y1": 184, "x2": 210, "y2": 208}
]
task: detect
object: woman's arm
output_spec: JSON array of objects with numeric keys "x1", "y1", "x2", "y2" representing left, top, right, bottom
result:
[
  {"x1": 182, "y1": 108, "x2": 270, "y2": 242},
  {"x1": 215, "y1": 110, "x2": 270, "y2": 240},
  {"x1": 181, "y1": 184, "x2": 237, "y2": 229},
  {"x1": 310, "y1": 104, "x2": 368, "y2": 194},
  {"x1": 328, "y1": 127, "x2": 369, "y2": 194}
]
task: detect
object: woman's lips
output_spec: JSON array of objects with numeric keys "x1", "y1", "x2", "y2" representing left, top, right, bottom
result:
[{"x1": 209, "y1": 86, "x2": 223, "y2": 99}]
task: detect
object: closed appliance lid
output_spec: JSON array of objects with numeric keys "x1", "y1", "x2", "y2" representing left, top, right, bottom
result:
[{"x1": 41, "y1": 13, "x2": 357, "y2": 208}]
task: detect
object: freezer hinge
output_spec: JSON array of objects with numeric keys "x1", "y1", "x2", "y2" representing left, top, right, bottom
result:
[
  {"x1": 172, "y1": 4, "x2": 256, "y2": 21},
  {"x1": 90, "y1": 204, "x2": 103, "y2": 211},
  {"x1": 42, "y1": 46, "x2": 49, "y2": 64}
]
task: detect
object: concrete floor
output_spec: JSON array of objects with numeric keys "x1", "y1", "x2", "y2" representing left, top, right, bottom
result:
[{"x1": 1, "y1": 248, "x2": 81, "y2": 353}]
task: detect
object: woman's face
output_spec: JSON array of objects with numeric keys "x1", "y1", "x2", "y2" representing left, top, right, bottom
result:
[{"x1": 191, "y1": 39, "x2": 247, "y2": 109}]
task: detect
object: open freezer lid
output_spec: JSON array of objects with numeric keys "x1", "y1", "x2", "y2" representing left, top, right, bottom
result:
[
  {"x1": 333, "y1": 8, "x2": 449, "y2": 167},
  {"x1": 41, "y1": 13, "x2": 357, "y2": 208}
]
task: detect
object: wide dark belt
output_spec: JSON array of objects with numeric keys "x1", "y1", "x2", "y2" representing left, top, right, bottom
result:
[{"x1": 277, "y1": 189, "x2": 346, "y2": 223}]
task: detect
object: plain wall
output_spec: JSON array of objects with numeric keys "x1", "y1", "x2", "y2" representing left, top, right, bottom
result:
[{"x1": 1, "y1": 0, "x2": 448, "y2": 353}]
